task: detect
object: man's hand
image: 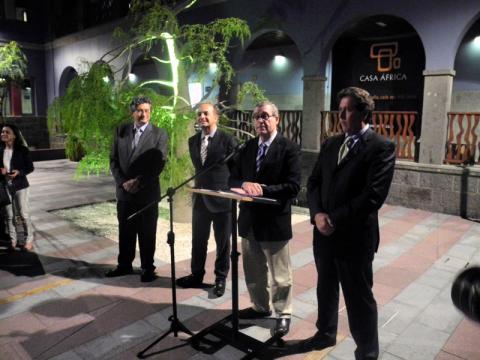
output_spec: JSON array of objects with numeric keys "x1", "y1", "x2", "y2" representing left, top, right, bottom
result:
[
  {"x1": 122, "y1": 178, "x2": 140, "y2": 193},
  {"x1": 314, "y1": 212, "x2": 334, "y2": 236},
  {"x1": 241, "y1": 182, "x2": 263, "y2": 196}
]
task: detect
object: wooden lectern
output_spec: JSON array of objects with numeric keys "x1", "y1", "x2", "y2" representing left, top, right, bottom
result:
[{"x1": 187, "y1": 188, "x2": 280, "y2": 359}]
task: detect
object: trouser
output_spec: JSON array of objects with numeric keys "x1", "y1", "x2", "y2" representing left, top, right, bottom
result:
[
  {"x1": 313, "y1": 231, "x2": 379, "y2": 360},
  {"x1": 116, "y1": 200, "x2": 158, "y2": 271},
  {"x1": 5, "y1": 188, "x2": 34, "y2": 247},
  {"x1": 241, "y1": 234, "x2": 293, "y2": 318},
  {"x1": 191, "y1": 197, "x2": 231, "y2": 280}
]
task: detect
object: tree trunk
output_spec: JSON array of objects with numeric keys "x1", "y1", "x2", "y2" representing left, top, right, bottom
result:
[{"x1": 171, "y1": 59, "x2": 194, "y2": 223}]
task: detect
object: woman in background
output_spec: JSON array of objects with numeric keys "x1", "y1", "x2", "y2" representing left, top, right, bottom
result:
[{"x1": 0, "y1": 124, "x2": 34, "y2": 251}]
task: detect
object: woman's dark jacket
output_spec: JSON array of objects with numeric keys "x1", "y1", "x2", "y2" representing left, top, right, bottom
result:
[{"x1": 0, "y1": 145, "x2": 34, "y2": 191}]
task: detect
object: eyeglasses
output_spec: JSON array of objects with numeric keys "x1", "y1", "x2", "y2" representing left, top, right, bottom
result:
[{"x1": 253, "y1": 112, "x2": 275, "y2": 121}]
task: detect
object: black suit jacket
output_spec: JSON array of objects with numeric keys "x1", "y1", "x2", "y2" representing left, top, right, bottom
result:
[
  {"x1": 229, "y1": 134, "x2": 301, "y2": 242},
  {"x1": 0, "y1": 145, "x2": 34, "y2": 191},
  {"x1": 189, "y1": 130, "x2": 238, "y2": 213},
  {"x1": 110, "y1": 122, "x2": 168, "y2": 204},
  {"x1": 307, "y1": 128, "x2": 395, "y2": 260}
]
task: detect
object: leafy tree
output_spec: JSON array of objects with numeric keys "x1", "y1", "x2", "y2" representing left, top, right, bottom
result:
[
  {"x1": 48, "y1": 0, "x2": 251, "y2": 221},
  {"x1": 0, "y1": 41, "x2": 28, "y2": 120}
]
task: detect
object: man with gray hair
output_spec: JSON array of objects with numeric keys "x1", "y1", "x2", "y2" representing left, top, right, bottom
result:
[{"x1": 229, "y1": 100, "x2": 301, "y2": 337}]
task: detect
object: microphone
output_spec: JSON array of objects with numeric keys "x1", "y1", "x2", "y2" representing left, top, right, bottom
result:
[{"x1": 221, "y1": 142, "x2": 246, "y2": 164}]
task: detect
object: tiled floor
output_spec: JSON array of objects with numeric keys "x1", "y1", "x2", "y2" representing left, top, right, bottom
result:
[{"x1": 0, "y1": 159, "x2": 479, "y2": 359}]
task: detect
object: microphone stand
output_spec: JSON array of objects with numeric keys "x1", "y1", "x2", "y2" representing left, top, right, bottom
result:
[{"x1": 136, "y1": 143, "x2": 244, "y2": 358}]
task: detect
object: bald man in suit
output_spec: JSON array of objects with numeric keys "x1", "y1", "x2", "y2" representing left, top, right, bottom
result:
[{"x1": 176, "y1": 102, "x2": 237, "y2": 297}]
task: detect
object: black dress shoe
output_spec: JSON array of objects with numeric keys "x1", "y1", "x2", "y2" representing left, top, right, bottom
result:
[
  {"x1": 238, "y1": 307, "x2": 272, "y2": 319},
  {"x1": 141, "y1": 269, "x2": 157, "y2": 282},
  {"x1": 273, "y1": 318, "x2": 290, "y2": 336},
  {"x1": 176, "y1": 274, "x2": 203, "y2": 288},
  {"x1": 213, "y1": 279, "x2": 226, "y2": 297},
  {"x1": 298, "y1": 332, "x2": 336, "y2": 352},
  {"x1": 105, "y1": 266, "x2": 133, "y2": 277}
]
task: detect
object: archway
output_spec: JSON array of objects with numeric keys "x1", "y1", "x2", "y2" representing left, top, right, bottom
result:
[
  {"x1": 329, "y1": 15, "x2": 425, "y2": 113},
  {"x1": 235, "y1": 30, "x2": 303, "y2": 110},
  {"x1": 58, "y1": 66, "x2": 78, "y2": 97},
  {"x1": 328, "y1": 15, "x2": 425, "y2": 160},
  {"x1": 452, "y1": 16, "x2": 480, "y2": 112}
]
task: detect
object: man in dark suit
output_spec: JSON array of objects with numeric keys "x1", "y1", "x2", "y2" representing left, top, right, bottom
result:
[
  {"x1": 304, "y1": 87, "x2": 395, "y2": 359},
  {"x1": 176, "y1": 102, "x2": 237, "y2": 297},
  {"x1": 106, "y1": 96, "x2": 168, "y2": 282},
  {"x1": 229, "y1": 101, "x2": 301, "y2": 337}
]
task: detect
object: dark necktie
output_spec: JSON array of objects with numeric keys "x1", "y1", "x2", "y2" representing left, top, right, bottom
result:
[{"x1": 256, "y1": 143, "x2": 268, "y2": 172}]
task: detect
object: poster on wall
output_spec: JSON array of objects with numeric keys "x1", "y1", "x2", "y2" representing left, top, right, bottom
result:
[{"x1": 331, "y1": 35, "x2": 425, "y2": 113}]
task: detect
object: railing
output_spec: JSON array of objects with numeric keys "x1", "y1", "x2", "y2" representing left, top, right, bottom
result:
[
  {"x1": 445, "y1": 112, "x2": 480, "y2": 165},
  {"x1": 224, "y1": 110, "x2": 303, "y2": 146},
  {"x1": 321, "y1": 111, "x2": 418, "y2": 161}
]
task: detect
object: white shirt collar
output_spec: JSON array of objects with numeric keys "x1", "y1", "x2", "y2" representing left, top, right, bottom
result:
[
  {"x1": 134, "y1": 122, "x2": 149, "y2": 133},
  {"x1": 346, "y1": 124, "x2": 369, "y2": 139},
  {"x1": 202, "y1": 127, "x2": 216, "y2": 140},
  {"x1": 258, "y1": 131, "x2": 277, "y2": 147}
]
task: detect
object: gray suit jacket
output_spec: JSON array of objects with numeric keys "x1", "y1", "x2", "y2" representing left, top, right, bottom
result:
[{"x1": 110, "y1": 122, "x2": 168, "y2": 204}]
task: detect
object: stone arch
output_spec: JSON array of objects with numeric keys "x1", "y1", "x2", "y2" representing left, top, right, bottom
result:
[
  {"x1": 452, "y1": 14, "x2": 480, "y2": 112},
  {"x1": 326, "y1": 15, "x2": 425, "y2": 113},
  {"x1": 234, "y1": 29, "x2": 304, "y2": 110},
  {"x1": 58, "y1": 66, "x2": 78, "y2": 97}
]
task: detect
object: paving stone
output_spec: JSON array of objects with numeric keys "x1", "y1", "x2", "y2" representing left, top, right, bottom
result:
[
  {"x1": 74, "y1": 320, "x2": 158, "y2": 360},
  {"x1": 434, "y1": 255, "x2": 470, "y2": 273},
  {"x1": 290, "y1": 248, "x2": 315, "y2": 269},
  {"x1": 395, "y1": 282, "x2": 440, "y2": 310},
  {"x1": 386, "y1": 322, "x2": 450, "y2": 360},
  {"x1": 379, "y1": 300, "x2": 420, "y2": 335},
  {"x1": 291, "y1": 298, "x2": 317, "y2": 320},
  {"x1": 415, "y1": 288, "x2": 462, "y2": 333},
  {"x1": 0, "y1": 290, "x2": 61, "y2": 320},
  {"x1": 143, "y1": 311, "x2": 171, "y2": 331},
  {"x1": 415, "y1": 267, "x2": 456, "y2": 289},
  {"x1": 49, "y1": 350, "x2": 83, "y2": 360},
  {"x1": 213, "y1": 344, "x2": 246, "y2": 360},
  {"x1": 328, "y1": 337, "x2": 357, "y2": 360},
  {"x1": 380, "y1": 352, "x2": 404, "y2": 359},
  {"x1": 52, "y1": 280, "x2": 101, "y2": 298}
]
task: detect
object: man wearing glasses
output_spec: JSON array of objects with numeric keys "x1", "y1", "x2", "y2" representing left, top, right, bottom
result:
[
  {"x1": 176, "y1": 102, "x2": 237, "y2": 297},
  {"x1": 229, "y1": 101, "x2": 301, "y2": 336}
]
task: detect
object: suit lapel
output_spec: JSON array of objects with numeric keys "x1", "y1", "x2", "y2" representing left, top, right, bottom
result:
[
  {"x1": 192, "y1": 132, "x2": 201, "y2": 167},
  {"x1": 336, "y1": 128, "x2": 372, "y2": 168},
  {"x1": 130, "y1": 124, "x2": 153, "y2": 164},
  {"x1": 257, "y1": 134, "x2": 280, "y2": 176}
]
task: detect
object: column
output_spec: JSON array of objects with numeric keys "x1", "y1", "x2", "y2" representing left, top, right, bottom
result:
[
  {"x1": 419, "y1": 69, "x2": 455, "y2": 164},
  {"x1": 302, "y1": 75, "x2": 327, "y2": 152}
]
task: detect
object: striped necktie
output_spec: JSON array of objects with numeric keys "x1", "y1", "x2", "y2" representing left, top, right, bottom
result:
[
  {"x1": 256, "y1": 143, "x2": 268, "y2": 172},
  {"x1": 200, "y1": 135, "x2": 209, "y2": 165}
]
